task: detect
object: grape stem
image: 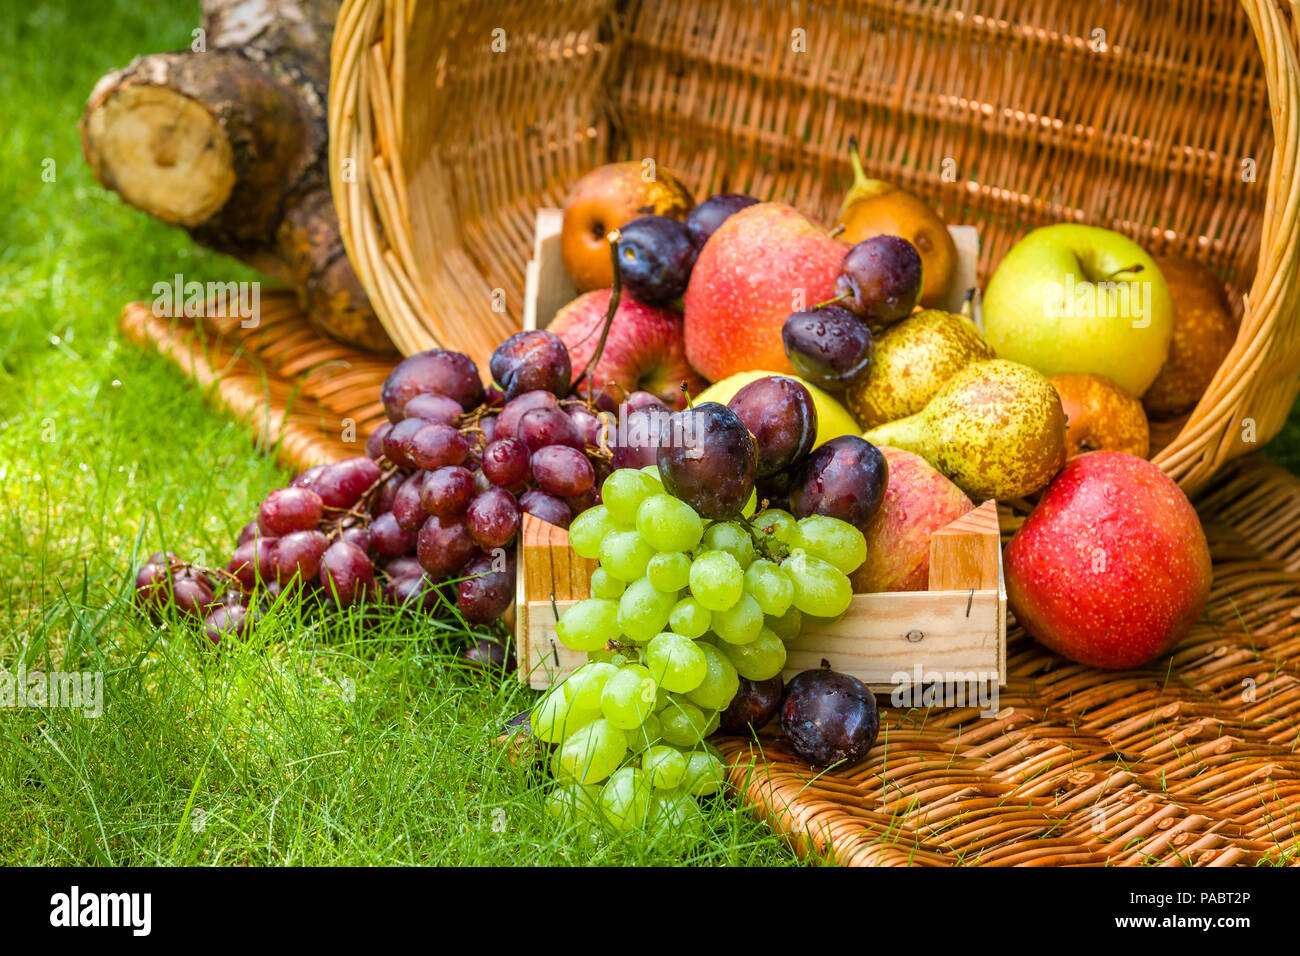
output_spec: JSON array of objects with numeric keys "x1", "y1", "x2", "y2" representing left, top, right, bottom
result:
[
  {"x1": 573, "y1": 230, "x2": 623, "y2": 397},
  {"x1": 706, "y1": 515, "x2": 790, "y2": 565},
  {"x1": 457, "y1": 404, "x2": 501, "y2": 454},
  {"x1": 320, "y1": 463, "x2": 401, "y2": 536},
  {"x1": 166, "y1": 554, "x2": 242, "y2": 591}
]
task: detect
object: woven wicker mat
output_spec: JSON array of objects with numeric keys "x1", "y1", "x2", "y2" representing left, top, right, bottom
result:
[
  {"x1": 119, "y1": 290, "x2": 393, "y2": 470},
  {"x1": 120, "y1": 293, "x2": 1300, "y2": 865}
]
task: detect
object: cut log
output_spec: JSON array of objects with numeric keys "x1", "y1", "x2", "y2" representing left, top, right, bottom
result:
[{"x1": 81, "y1": 0, "x2": 394, "y2": 354}]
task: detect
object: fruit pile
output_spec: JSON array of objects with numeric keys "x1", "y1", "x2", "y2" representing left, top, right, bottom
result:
[
  {"x1": 531, "y1": 395, "x2": 876, "y2": 830},
  {"x1": 550, "y1": 145, "x2": 1221, "y2": 679}
]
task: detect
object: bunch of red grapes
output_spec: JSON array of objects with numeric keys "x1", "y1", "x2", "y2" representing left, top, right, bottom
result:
[{"x1": 134, "y1": 331, "x2": 622, "y2": 650}]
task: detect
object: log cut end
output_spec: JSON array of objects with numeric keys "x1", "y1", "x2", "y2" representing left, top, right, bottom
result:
[
  {"x1": 81, "y1": 1, "x2": 395, "y2": 354},
  {"x1": 83, "y1": 84, "x2": 236, "y2": 227}
]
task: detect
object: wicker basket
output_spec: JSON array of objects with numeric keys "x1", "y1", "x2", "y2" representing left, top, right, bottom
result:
[{"x1": 330, "y1": 0, "x2": 1300, "y2": 493}]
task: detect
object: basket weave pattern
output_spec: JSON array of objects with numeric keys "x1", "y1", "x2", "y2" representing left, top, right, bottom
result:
[
  {"x1": 332, "y1": 0, "x2": 1300, "y2": 494},
  {"x1": 120, "y1": 291, "x2": 390, "y2": 468}
]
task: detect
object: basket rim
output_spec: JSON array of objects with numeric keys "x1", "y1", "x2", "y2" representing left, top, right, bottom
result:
[{"x1": 329, "y1": 0, "x2": 1300, "y2": 495}]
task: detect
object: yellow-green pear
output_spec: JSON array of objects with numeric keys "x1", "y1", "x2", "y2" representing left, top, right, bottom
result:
[
  {"x1": 845, "y1": 309, "x2": 994, "y2": 429},
  {"x1": 862, "y1": 360, "x2": 1066, "y2": 500}
]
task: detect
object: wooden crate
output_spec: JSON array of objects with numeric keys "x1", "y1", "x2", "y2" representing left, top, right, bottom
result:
[{"x1": 516, "y1": 501, "x2": 1006, "y2": 693}]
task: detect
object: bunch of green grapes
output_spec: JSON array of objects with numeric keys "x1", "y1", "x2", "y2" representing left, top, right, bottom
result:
[{"x1": 532, "y1": 465, "x2": 866, "y2": 835}]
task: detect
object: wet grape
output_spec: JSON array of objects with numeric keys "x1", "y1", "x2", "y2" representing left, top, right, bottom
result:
[
  {"x1": 567, "y1": 405, "x2": 606, "y2": 448},
  {"x1": 311, "y1": 457, "x2": 382, "y2": 510},
  {"x1": 405, "y1": 422, "x2": 470, "y2": 471},
  {"x1": 319, "y1": 540, "x2": 376, "y2": 605},
  {"x1": 517, "y1": 406, "x2": 584, "y2": 452},
  {"x1": 481, "y1": 438, "x2": 531, "y2": 490},
  {"x1": 272, "y1": 530, "x2": 329, "y2": 586},
  {"x1": 456, "y1": 551, "x2": 516, "y2": 623},
  {"x1": 382, "y1": 417, "x2": 431, "y2": 469},
  {"x1": 388, "y1": 572, "x2": 441, "y2": 610},
  {"x1": 461, "y1": 637, "x2": 517, "y2": 672},
  {"x1": 421, "y1": 465, "x2": 476, "y2": 516},
  {"x1": 490, "y1": 330, "x2": 572, "y2": 401},
  {"x1": 531, "y1": 445, "x2": 595, "y2": 497},
  {"x1": 383, "y1": 555, "x2": 424, "y2": 582},
  {"x1": 258, "y1": 487, "x2": 324, "y2": 536},
  {"x1": 417, "y1": 514, "x2": 478, "y2": 577},
  {"x1": 495, "y1": 390, "x2": 559, "y2": 439},
  {"x1": 401, "y1": 391, "x2": 464, "y2": 426},
  {"x1": 228, "y1": 537, "x2": 276, "y2": 590},
  {"x1": 466, "y1": 487, "x2": 521, "y2": 549},
  {"x1": 338, "y1": 524, "x2": 370, "y2": 552},
  {"x1": 365, "y1": 424, "x2": 392, "y2": 460},
  {"x1": 371, "y1": 472, "x2": 404, "y2": 515},
  {"x1": 610, "y1": 403, "x2": 674, "y2": 470},
  {"x1": 518, "y1": 489, "x2": 572, "y2": 528},
  {"x1": 203, "y1": 604, "x2": 257, "y2": 644},
  {"x1": 368, "y1": 512, "x2": 416, "y2": 558},
  {"x1": 391, "y1": 472, "x2": 428, "y2": 532}
]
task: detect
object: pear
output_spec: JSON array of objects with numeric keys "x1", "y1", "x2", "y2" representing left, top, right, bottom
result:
[
  {"x1": 837, "y1": 137, "x2": 957, "y2": 308},
  {"x1": 862, "y1": 360, "x2": 1067, "y2": 500},
  {"x1": 845, "y1": 309, "x2": 994, "y2": 429}
]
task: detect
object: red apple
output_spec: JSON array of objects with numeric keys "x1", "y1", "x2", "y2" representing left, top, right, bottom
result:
[
  {"x1": 1004, "y1": 452, "x2": 1211, "y2": 670},
  {"x1": 683, "y1": 202, "x2": 846, "y2": 382},
  {"x1": 547, "y1": 289, "x2": 707, "y2": 410},
  {"x1": 850, "y1": 446, "x2": 973, "y2": 593}
]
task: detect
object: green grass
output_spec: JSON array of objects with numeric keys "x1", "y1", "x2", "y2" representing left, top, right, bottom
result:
[
  {"x1": 3, "y1": 0, "x2": 1299, "y2": 867},
  {"x1": 0, "y1": 0, "x2": 800, "y2": 866}
]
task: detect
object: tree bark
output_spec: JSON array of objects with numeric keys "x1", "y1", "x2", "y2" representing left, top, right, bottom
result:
[{"x1": 81, "y1": 0, "x2": 393, "y2": 353}]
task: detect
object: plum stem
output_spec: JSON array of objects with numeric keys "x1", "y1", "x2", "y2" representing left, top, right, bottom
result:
[
  {"x1": 573, "y1": 230, "x2": 623, "y2": 397},
  {"x1": 811, "y1": 290, "x2": 853, "y2": 310}
]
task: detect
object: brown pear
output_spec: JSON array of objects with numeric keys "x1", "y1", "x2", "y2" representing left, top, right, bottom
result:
[
  {"x1": 845, "y1": 309, "x2": 994, "y2": 429},
  {"x1": 1141, "y1": 254, "x2": 1238, "y2": 420},
  {"x1": 837, "y1": 137, "x2": 957, "y2": 308},
  {"x1": 561, "y1": 162, "x2": 694, "y2": 291},
  {"x1": 1050, "y1": 372, "x2": 1149, "y2": 459}
]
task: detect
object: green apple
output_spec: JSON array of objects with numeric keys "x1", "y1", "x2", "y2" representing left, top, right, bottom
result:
[{"x1": 982, "y1": 224, "x2": 1173, "y2": 396}]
